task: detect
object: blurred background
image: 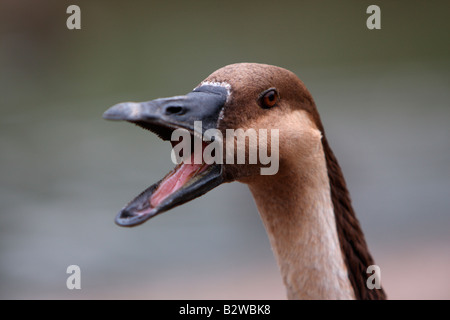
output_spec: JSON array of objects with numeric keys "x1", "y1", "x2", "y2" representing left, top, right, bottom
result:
[{"x1": 1, "y1": 0, "x2": 449, "y2": 299}]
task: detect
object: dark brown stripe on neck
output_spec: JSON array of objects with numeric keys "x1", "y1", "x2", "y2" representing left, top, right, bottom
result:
[{"x1": 321, "y1": 136, "x2": 386, "y2": 299}]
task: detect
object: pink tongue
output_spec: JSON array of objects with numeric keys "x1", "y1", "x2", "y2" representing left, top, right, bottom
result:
[{"x1": 150, "y1": 154, "x2": 205, "y2": 208}]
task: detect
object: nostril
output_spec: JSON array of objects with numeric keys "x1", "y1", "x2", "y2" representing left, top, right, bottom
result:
[{"x1": 165, "y1": 106, "x2": 185, "y2": 115}]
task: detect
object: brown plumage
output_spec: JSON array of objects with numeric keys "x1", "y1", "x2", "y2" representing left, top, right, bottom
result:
[{"x1": 202, "y1": 63, "x2": 386, "y2": 299}]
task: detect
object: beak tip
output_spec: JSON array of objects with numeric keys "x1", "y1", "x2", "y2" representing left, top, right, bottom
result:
[
  {"x1": 102, "y1": 105, "x2": 123, "y2": 121},
  {"x1": 114, "y1": 206, "x2": 159, "y2": 227},
  {"x1": 102, "y1": 110, "x2": 113, "y2": 120},
  {"x1": 103, "y1": 102, "x2": 143, "y2": 121}
]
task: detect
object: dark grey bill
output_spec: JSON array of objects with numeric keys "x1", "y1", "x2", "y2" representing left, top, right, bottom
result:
[{"x1": 103, "y1": 85, "x2": 228, "y2": 227}]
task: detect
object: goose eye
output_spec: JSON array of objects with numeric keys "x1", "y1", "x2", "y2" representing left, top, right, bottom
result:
[{"x1": 259, "y1": 89, "x2": 279, "y2": 109}]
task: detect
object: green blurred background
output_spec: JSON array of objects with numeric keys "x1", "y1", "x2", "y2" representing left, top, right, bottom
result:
[{"x1": 1, "y1": 0, "x2": 449, "y2": 299}]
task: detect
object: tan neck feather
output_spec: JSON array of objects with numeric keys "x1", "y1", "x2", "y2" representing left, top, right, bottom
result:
[{"x1": 246, "y1": 113, "x2": 355, "y2": 299}]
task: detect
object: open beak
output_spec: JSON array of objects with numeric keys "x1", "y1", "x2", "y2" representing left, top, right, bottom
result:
[{"x1": 103, "y1": 85, "x2": 228, "y2": 227}]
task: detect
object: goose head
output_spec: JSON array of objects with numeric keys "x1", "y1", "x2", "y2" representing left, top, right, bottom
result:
[{"x1": 103, "y1": 63, "x2": 324, "y2": 226}]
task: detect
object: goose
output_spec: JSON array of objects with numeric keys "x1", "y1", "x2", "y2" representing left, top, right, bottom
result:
[{"x1": 103, "y1": 63, "x2": 386, "y2": 300}]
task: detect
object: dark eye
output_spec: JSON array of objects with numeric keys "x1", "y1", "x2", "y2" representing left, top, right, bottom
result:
[{"x1": 258, "y1": 88, "x2": 279, "y2": 109}]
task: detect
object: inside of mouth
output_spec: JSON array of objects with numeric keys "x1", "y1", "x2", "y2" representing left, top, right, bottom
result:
[{"x1": 150, "y1": 139, "x2": 209, "y2": 208}]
